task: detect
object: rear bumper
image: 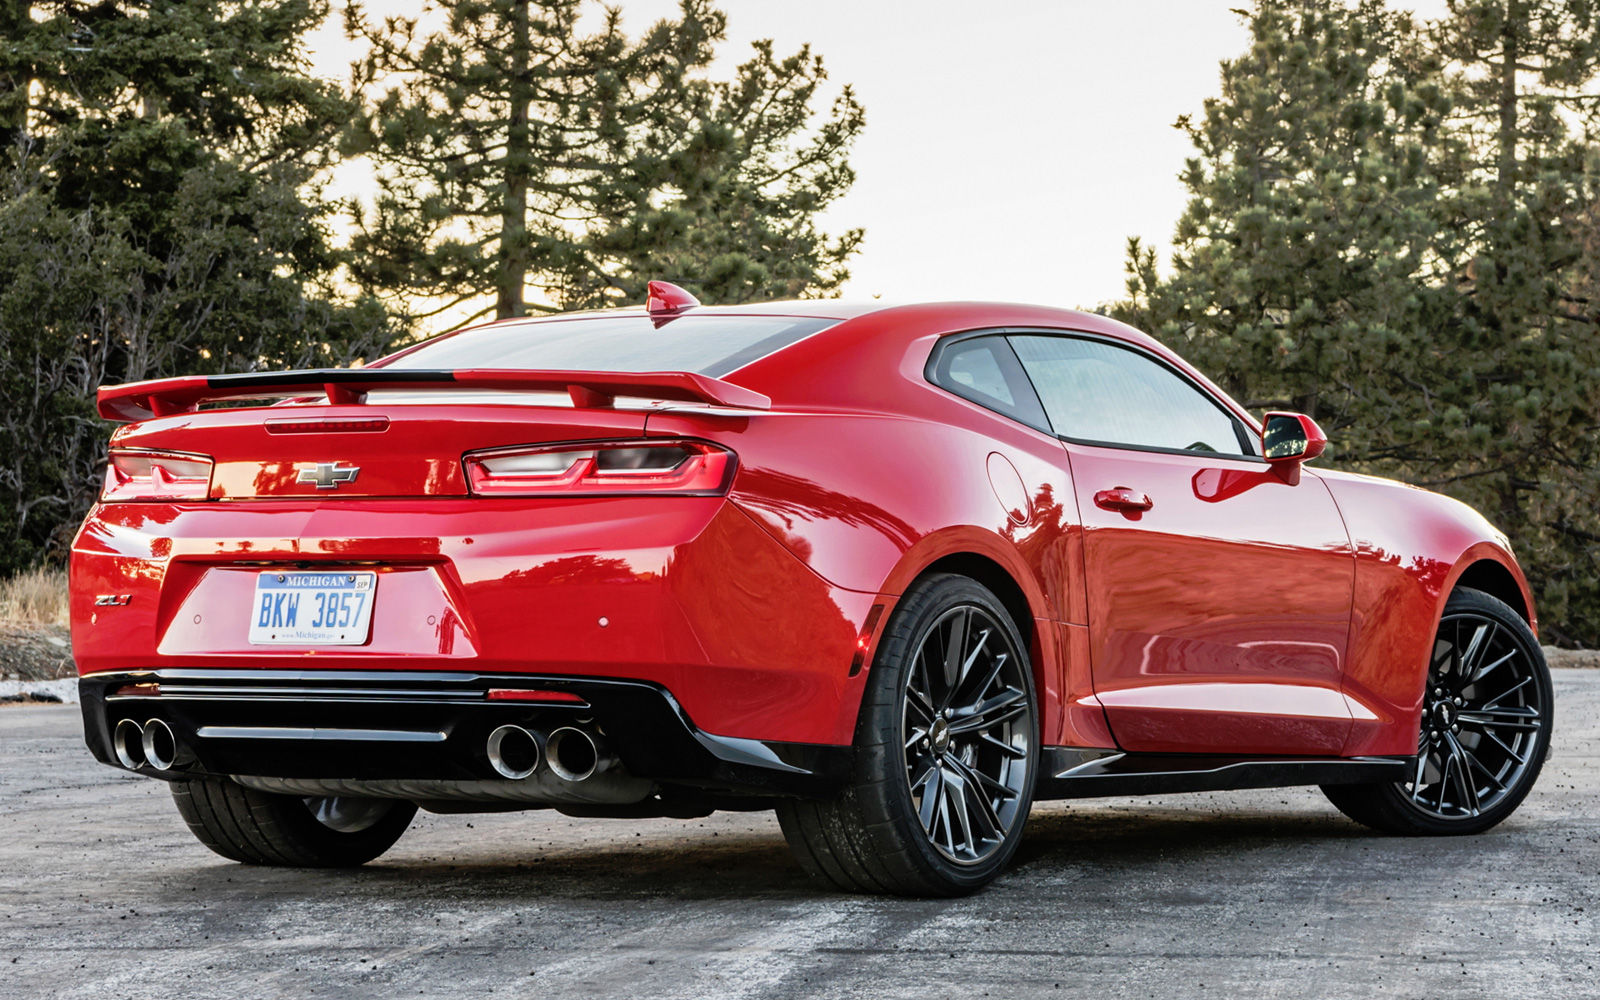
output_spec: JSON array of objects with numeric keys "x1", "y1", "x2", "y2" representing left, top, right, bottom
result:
[
  {"x1": 80, "y1": 669, "x2": 850, "y2": 798},
  {"x1": 71, "y1": 496, "x2": 881, "y2": 745}
]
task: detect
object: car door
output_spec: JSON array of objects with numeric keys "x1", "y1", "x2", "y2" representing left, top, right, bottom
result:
[{"x1": 1008, "y1": 333, "x2": 1357, "y2": 756}]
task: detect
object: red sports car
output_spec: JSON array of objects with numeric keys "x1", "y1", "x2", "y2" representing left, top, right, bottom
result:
[{"x1": 71, "y1": 282, "x2": 1552, "y2": 895}]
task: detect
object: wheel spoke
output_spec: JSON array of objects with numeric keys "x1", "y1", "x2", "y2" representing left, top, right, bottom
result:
[
  {"x1": 1482, "y1": 677, "x2": 1533, "y2": 710},
  {"x1": 1458, "y1": 706, "x2": 1539, "y2": 734},
  {"x1": 946, "y1": 755, "x2": 1007, "y2": 837},
  {"x1": 1435, "y1": 751, "x2": 1453, "y2": 811},
  {"x1": 1462, "y1": 746, "x2": 1507, "y2": 792},
  {"x1": 948, "y1": 687, "x2": 1027, "y2": 736},
  {"x1": 979, "y1": 731, "x2": 1026, "y2": 760},
  {"x1": 942, "y1": 608, "x2": 970, "y2": 691},
  {"x1": 1470, "y1": 648, "x2": 1516, "y2": 686},
  {"x1": 943, "y1": 767, "x2": 977, "y2": 850},
  {"x1": 1431, "y1": 639, "x2": 1452, "y2": 675},
  {"x1": 942, "y1": 630, "x2": 991, "y2": 709},
  {"x1": 1445, "y1": 734, "x2": 1482, "y2": 815},
  {"x1": 1458, "y1": 622, "x2": 1493, "y2": 680},
  {"x1": 937, "y1": 778, "x2": 957, "y2": 852},
  {"x1": 1459, "y1": 620, "x2": 1491, "y2": 675},
  {"x1": 906, "y1": 660, "x2": 937, "y2": 723},
  {"x1": 905, "y1": 689, "x2": 935, "y2": 727},
  {"x1": 915, "y1": 763, "x2": 942, "y2": 833},
  {"x1": 1477, "y1": 728, "x2": 1528, "y2": 766},
  {"x1": 954, "y1": 752, "x2": 1020, "y2": 801},
  {"x1": 952, "y1": 650, "x2": 1008, "y2": 714},
  {"x1": 1409, "y1": 752, "x2": 1428, "y2": 802}
]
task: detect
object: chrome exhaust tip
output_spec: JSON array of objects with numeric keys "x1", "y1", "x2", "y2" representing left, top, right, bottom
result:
[
  {"x1": 140, "y1": 718, "x2": 188, "y2": 772},
  {"x1": 545, "y1": 727, "x2": 600, "y2": 782},
  {"x1": 113, "y1": 718, "x2": 147, "y2": 770},
  {"x1": 486, "y1": 725, "x2": 541, "y2": 780}
]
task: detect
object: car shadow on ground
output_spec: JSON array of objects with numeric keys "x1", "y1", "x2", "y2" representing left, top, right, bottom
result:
[{"x1": 141, "y1": 803, "x2": 1376, "y2": 905}]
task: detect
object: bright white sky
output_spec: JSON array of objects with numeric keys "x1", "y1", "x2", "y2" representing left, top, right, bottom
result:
[{"x1": 307, "y1": 0, "x2": 1450, "y2": 315}]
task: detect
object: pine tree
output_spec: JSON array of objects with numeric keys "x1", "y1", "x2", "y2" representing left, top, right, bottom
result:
[
  {"x1": 0, "y1": 2, "x2": 400, "y2": 571},
  {"x1": 1118, "y1": 0, "x2": 1452, "y2": 427},
  {"x1": 343, "y1": 0, "x2": 864, "y2": 321},
  {"x1": 1120, "y1": 0, "x2": 1600, "y2": 645},
  {"x1": 1425, "y1": 0, "x2": 1600, "y2": 643}
]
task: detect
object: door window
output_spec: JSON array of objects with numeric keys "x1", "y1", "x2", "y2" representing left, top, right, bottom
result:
[{"x1": 1009, "y1": 335, "x2": 1251, "y2": 456}]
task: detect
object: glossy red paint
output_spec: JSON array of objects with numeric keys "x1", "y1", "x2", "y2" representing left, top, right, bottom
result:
[
  {"x1": 1065, "y1": 445, "x2": 1356, "y2": 755},
  {"x1": 1261, "y1": 411, "x2": 1329, "y2": 464},
  {"x1": 645, "y1": 280, "x2": 702, "y2": 315},
  {"x1": 72, "y1": 297, "x2": 1534, "y2": 763}
]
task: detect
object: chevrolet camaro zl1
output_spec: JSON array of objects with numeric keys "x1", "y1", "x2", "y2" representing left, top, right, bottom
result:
[{"x1": 70, "y1": 282, "x2": 1552, "y2": 896}]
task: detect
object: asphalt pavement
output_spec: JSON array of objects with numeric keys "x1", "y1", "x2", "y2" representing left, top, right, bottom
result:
[{"x1": 2, "y1": 672, "x2": 1596, "y2": 999}]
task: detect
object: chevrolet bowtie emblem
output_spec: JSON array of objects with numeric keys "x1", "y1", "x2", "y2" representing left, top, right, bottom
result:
[{"x1": 297, "y1": 462, "x2": 361, "y2": 490}]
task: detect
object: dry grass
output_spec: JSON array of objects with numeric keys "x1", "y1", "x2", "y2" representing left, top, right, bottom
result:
[{"x1": 0, "y1": 565, "x2": 69, "y2": 626}]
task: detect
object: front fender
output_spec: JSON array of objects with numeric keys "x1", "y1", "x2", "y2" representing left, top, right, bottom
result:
[{"x1": 1315, "y1": 469, "x2": 1537, "y2": 755}]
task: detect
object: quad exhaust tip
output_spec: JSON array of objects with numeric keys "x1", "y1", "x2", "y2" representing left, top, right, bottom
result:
[
  {"x1": 486, "y1": 725, "x2": 541, "y2": 780},
  {"x1": 113, "y1": 718, "x2": 147, "y2": 770},
  {"x1": 140, "y1": 718, "x2": 186, "y2": 771},
  {"x1": 545, "y1": 727, "x2": 600, "y2": 783},
  {"x1": 116, "y1": 718, "x2": 192, "y2": 772}
]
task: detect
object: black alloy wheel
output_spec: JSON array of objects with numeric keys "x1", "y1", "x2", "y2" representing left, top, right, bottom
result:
[
  {"x1": 1323, "y1": 587, "x2": 1552, "y2": 835},
  {"x1": 900, "y1": 602, "x2": 1034, "y2": 865}
]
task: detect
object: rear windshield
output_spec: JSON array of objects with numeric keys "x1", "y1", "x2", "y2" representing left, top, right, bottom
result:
[{"x1": 382, "y1": 314, "x2": 836, "y2": 378}]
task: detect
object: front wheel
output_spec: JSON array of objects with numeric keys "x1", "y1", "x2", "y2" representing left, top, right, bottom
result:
[
  {"x1": 171, "y1": 777, "x2": 416, "y2": 866},
  {"x1": 1322, "y1": 587, "x2": 1552, "y2": 835},
  {"x1": 777, "y1": 574, "x2": 1038, "y2": 896}
]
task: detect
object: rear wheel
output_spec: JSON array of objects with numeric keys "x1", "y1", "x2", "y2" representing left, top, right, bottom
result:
[
  {"x1": 777, "y1": 574, "x2": 1038, "y2": 896},
  {"x1": 1322, "y1": 587, "x2": 1552, "y2": 835},
  {"x1": 171, "y1": 777, "x2": 416, "y2": 866}
]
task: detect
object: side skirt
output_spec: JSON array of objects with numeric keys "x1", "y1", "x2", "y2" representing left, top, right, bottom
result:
[{"x1": 1036, "y1": 748, "x2": 1412, "y2": 801}]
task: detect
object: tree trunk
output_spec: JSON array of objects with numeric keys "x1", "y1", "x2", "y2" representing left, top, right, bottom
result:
[
  {"x1": 1494, "y1": 0, "x2": 1522, "y2": 527},
  {"x1": 1495, "y1": 0, "x2": 1520, "y2": 210},
  {"x1": 497, "y1": 0, "x2": 533, "y2": 319}
]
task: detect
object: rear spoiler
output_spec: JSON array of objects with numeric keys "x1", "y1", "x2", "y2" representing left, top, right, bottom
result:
[{"x1": 96, "y1": 368, "x2": 772, "y2": 422}]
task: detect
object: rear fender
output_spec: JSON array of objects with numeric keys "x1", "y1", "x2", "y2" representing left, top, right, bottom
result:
[{"x1": 875, "y1": 529, "x2": 1090, "y2": 748}]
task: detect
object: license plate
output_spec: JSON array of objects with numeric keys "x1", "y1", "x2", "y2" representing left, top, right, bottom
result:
[{"x1": 248, "y1": 571, "x2": 376, "y2": 645}]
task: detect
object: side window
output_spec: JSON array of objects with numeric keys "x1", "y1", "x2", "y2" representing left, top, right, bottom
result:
[
  {"x1": 928, "y1": 336, "x2": 1050, "y2": 431},
  {"x1": 1009, "y1": 335, "x2": 1250, "y2": 456}
]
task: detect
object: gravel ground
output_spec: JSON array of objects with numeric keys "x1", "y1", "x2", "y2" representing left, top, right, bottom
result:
[{"x1": 0, "y1": 671, "x2": 1595, "y2": 999}]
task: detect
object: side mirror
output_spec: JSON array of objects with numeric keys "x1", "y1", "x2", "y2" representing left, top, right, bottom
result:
[{"x1": 1261, "y1": 412, "x2": 1327, "y2": 483}]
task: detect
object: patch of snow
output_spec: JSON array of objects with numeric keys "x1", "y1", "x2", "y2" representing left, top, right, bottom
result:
[{"x1": 0, "y1": 677, "x2": 78, "y2": 703}]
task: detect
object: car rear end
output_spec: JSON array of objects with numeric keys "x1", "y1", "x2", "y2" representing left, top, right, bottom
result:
[{"x1": 71, "y1": 307, "x2": 873, "y2": 816}]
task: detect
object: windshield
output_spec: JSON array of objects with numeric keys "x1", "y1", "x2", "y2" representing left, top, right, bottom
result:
[{"x1": 383, "y1": 314, "x2": 836, "y2": 378}]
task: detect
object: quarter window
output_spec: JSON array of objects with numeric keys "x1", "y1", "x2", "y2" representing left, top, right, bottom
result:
[
  {"x1": 927, "y1": 337, "x2": 1050, "y2": 431},
  {"x1": 1009, "y1": 335, "x2": 1250, "y2": 455}
]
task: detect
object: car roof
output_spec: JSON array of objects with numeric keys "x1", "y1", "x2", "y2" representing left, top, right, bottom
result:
[{"x1": 377, "y1": 298, "x2": 1222, "y2": 422}]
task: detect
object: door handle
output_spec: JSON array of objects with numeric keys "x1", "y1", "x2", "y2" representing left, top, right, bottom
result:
[{"x1": 1093, "y1": 487, "x2": 1153, "y2": 513}]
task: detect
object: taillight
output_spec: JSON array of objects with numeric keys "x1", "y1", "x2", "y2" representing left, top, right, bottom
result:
[
  {"x1": 463, "y1": 439, "x2": 735, "y2": 496},
  {"x1": 102, "y1": 449, "x2": 214, "y2": 501}
]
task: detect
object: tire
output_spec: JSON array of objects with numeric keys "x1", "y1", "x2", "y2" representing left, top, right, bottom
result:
[
  {"x1": 170, "y1": 777, "x2": 416, "y2": 867},
  {"x1": 1322, "y1": 587, "x2": 1553, "y2": 836},
  {"x1": 777, "y1": 573, "x2": 1039, "y2": 896}
]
